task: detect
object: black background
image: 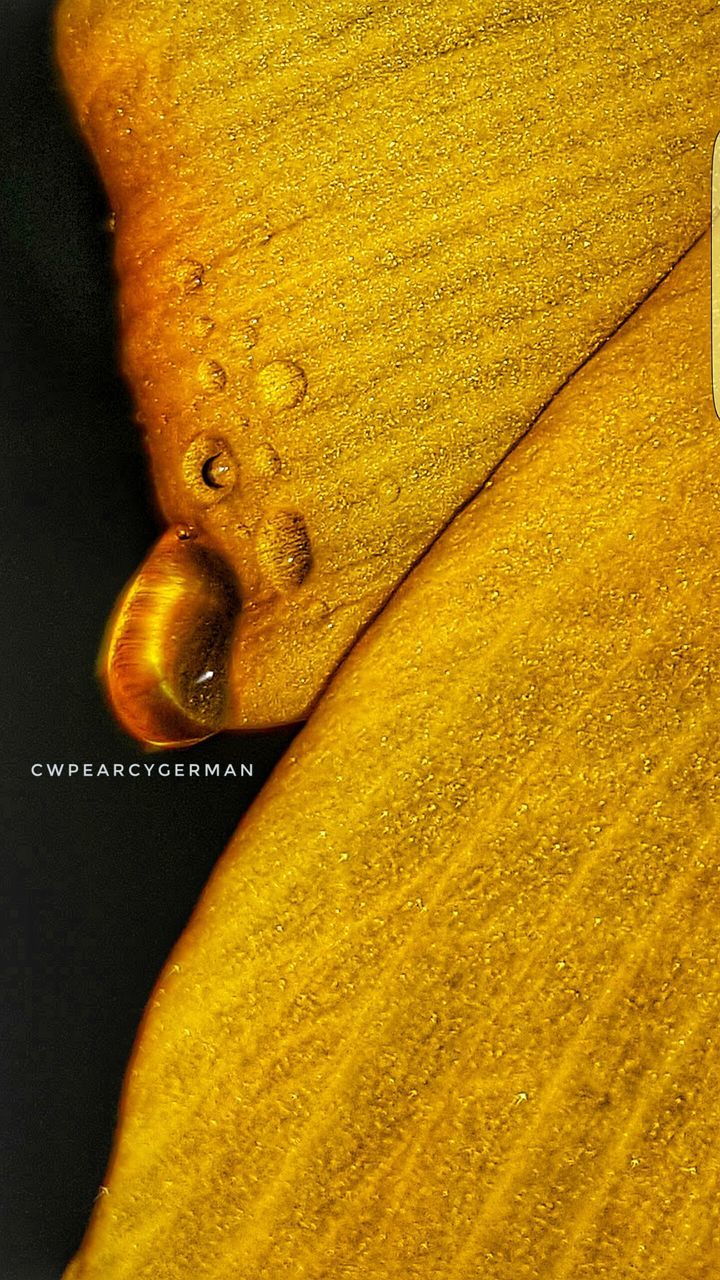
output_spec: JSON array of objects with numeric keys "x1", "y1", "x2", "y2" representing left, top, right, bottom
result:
[{"x1": 0, "y1": 4, "x2": 296, "y2": 1275}]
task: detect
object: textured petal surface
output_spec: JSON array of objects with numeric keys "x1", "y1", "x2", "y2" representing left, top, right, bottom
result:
[
  {"x1": 56, "y1": 0, "x2": 720, "y2": 728},
  {"x1": 65, "y1": 237, "x2": 720, "y2": 1278}
]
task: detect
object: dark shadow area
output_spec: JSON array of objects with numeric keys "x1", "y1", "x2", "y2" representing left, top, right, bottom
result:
[{"x1": 0, "y1": 5, "x2": 298, "y2": 1275}]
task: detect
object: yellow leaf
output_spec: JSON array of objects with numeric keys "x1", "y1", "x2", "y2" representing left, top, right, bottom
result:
[
  {"x1": 64, "y1": 235, "x2": 720, "y2": 1278},
  {"x1": 56, "y1": 0, "x2": 720, "y2": 738}
]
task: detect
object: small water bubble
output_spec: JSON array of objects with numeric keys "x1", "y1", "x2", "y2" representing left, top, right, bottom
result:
[
  {"x1": 199, "y1": 359, "x2": 227, "y2": 393},
  {"x1": 183, "y1": 435, "x2": 236, "y2": 505},
  {"x1": 179, "y1": 259, "x2": 205, "y2": 293},
  {"x1": 382, "y1": 478, "x2": 401, "y2": 502},
  {"x1": 256, "y1": 359, "x2": 306, "y2": 411},
  {"x1": 202, "y1": 447, "x2": 235, "y2": 491},
  {"x1": 255, "y1": 510, "x2": 312, "y2": 590},
  {"x1": 245, "y1": 317, "x2": 261, "y2": 348},
  {"x1": 193, "y1": 315, "x2": 215, "y2": 338},
  {"x1": 254, "y1": 442, "x2": 282, "y2": 480}
]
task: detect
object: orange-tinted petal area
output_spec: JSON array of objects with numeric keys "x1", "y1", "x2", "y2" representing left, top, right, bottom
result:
[{"x1": 65, "y1": 238, "x2": 720, "y2": 1279}]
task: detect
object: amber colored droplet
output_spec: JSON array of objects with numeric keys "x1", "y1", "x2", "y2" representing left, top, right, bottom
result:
[
  {"x1": 202, "y1": 448, "x2": 235, "y2": 490},
  {"x1": 255, "y1": 359, "x2": 306, "y2": 411},
  {"x1": 254, "y1": 441, "x2": 282, "y2": 480},
  {"x1": 100, "y1": 530, "x2": 240, "y2": 747},
  {"x1": 382, "y1": 478, "x2": 401, "y2": 502},
  {"x1": 244, "y1": 316, "x2": 261, "y2": 348},
  {"x1": 183, "y1": 434, "x2": 236, "y2": 505},
  {"x1": 199, "y1": 358, "x2": 227, "y2": 392},
  {"x1": 193, "y1": 314, "x2": 215, "y2": 338},
  {"x1": 255, "y1": 510, "x2": 312, "y2": 590},
  {"x1": 180, "y1": 258, "x2": 205, "y2": 293}
]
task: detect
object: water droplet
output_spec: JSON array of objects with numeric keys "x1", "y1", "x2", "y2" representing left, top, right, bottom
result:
[
  {"x1": 193, "y1": 315, "x2": 215, "y2": 338},
  {"x1": 199, "y1": 359, "x2": 227, "y2": 393},
  {"x1": 183, "y1": 435, "x2": 236, "y2": 505},
  {"x1": 244, "y1": 316, "x2": 261, "y2": 348},
  {"x1": 254, "y1": 442, "x2": 282, "y2": 480},
  {"x1": 202, "y1": 447, "x2": 235, "y2": 490},
  {"x1": 179, "y1": 259, "x2": 205, "y2": 293},
  {"x1": 256, "y1": 359, "x2": 306, "y2": 411},
  {"x1": 255, "y1": 510, "x2": 312, "y2": 590},
  {"x1": 101, "y1": 531, "x2": 239, "y2": 746}
]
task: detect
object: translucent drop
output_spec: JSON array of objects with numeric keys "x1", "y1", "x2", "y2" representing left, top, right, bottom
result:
[
  {"x1": 199, "y1": 359, "x2": 227, "y2": 393},
  {"x1": 193, "y1": 315, "x2": 215, "y2": 338},
  {"x1": 254, "y1": 442, "x2": 282, "y2": 480},
  {"x1": 183, "y1": 435, "x2": 236, "y2": 505},
  {"x1": 244, "y1": 316, "x2": 261, "y2": 348},
  {"x1": 255, "y1": 510, "x2": 312, "y2": 590},
  {"x1": 180, "y1": 259, "x2": 205, "y2": 293},
  {"x1": 202, "y1": 447, "x2": 235, "y2": 490},
  {"x1": 256, "y1": 359, "x2": 306, "y2": 411}
]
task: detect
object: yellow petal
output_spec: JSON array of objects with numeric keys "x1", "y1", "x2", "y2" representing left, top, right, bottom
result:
[
  {"x1": 56, "y1": 0, "x2": 720, "y2": 731},
  {"x1": 64, "y1": 235, "x2": 720, "y2": 1277}
]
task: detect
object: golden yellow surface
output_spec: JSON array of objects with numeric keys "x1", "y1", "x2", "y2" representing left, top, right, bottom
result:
[
  {"x1": 56, "y1": 0, "x2": 720, "y2": 736},
  {"x1": 63, "y1": 238, "x2": 720, "y2": 1278}
]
